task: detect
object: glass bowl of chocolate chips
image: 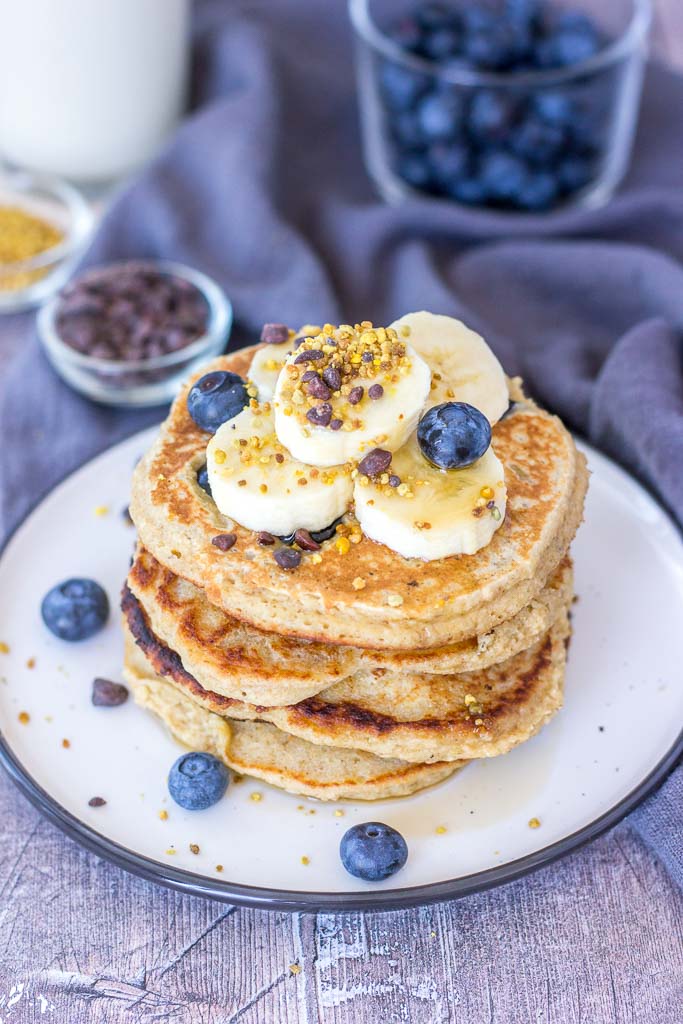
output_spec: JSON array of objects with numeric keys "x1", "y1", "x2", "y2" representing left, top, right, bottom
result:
[{"x1": 38, "y1": 260, "x2": 232, "y2": 406}]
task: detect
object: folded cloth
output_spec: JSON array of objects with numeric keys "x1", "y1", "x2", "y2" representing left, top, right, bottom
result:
[{"x1": 1, "y1": 0, "x2": 681, "y2": 885}]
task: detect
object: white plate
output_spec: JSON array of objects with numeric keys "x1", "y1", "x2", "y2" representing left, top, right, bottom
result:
[{"x1": 0, "y1": 429, "x2": 682, "y2": 911}]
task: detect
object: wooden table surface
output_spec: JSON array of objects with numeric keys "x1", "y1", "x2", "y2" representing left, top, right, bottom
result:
[{"x1": 2, "y1": 5, "x2": 683, "y2": 1023}]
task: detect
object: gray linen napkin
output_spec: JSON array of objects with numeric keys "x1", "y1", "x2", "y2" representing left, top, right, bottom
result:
[{"x1": 1, "y1": 0, "x2": 682, "y2": 884}]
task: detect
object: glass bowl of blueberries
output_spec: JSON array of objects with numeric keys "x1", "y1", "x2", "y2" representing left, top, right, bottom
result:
[
  {"x1": 349, "y1": 0, "x2": 651, "y2": 212},
  {"x1": 38, "y1": 260, "x2": 233, "y2": 407}
]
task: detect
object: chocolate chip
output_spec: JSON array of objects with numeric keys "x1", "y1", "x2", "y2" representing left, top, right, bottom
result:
[
  {"x1": 368, "y1": 384, "x2": 384, "y2": 400},
  {"x1": 388, "y1": 474, "x2": 401, "y2": 487},
  {"x1": 258, "y1": 531, "x2": 276, "y2": 545},
  {"x1": 307, "y1": 377, "x2": 331, "y2": 400},
  {"x1": 348, "y1": 386, "x2": 364, "y2": 405},
  {"x1": 274, "y1": 548, "x2": 302, "y2": 570},
  {"x1": 322, "y1": 366, "x2": 342, "y2": 391},
  {"x1": 260, "y1": 323, "x2": 289, "y2": 345},
  {"x1": 294, "y1": 349, "x2": 324, "y2": 363},
  {"x1": 294, "y1": 529, "x2": 321, "y2": 551},
  {"x1": 212, "y1": 533, "x2": 237, "y2": 551},
  {"x1": 358, "y1": 448, "x2": 392, "y2": 478},
  {"x1": 330, "y1": 418, "x2": 343, "y2": 430},
  {"x1": 306, "y1": 403, "x2": 332, "y2": 427},
  {"x1": 92, "y1": 678, "x2": 129, "y2": 707},
  {"x1": 88, "y1": 796, "x2": 107, "y2": 807},
  {"x1": 301, "y1": 370, "x2": 318, "y2": 383}
]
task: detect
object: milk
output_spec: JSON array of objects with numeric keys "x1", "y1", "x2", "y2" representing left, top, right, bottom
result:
[{"x1": 0, "y1": 0, "x2": 190, "y2": 182}]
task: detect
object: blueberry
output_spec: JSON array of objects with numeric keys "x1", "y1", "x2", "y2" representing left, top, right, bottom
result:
[
  {"x1": 339, "y1": 822, "x2": 408, "y2": 881},
  {"x1": 41, "y1": 578, "x2": 109, "y2": 642},
  {"x1": 417, "y1": 2, "x2": 456, "y2": 32},
  {"x1": 462, "y1": 13, "x2": 520, "y2": 70},
  {"x1": 467, "y1": 90, "x2": 517, "y2": 144},
  {"x1": 417, "y1": 402, "x2": 491, "y2": 470},
  {"x1": 478, "y1": 150, "x2": 529, "y2": 202},
  {"x1": 510, "y1": 115, "x2": 564, "y2": 164},
  {"x1": 389, "y1": 17, "x2": 423, "y2": 52},
  {"x1": 197, "y1": 464, "x2": 212, "y2": 497},
  {"x1": 421, "y1": 27, "x2": 461, "y2": 62},
  {"x1": 187, "y1": 371, "x2": 249, "y2": 433},
  {"x1": 557, "y1": 155, "x2": 593, "y2": 193},
  {"x1": 449, "y1": 175, "x2": 487, "y2": 205},
  {"x1": 428, "y1": 142, "x2": 468, "y2": 189},
  {"x1": 379, "y1": 62, "x2": 429, "y2": 113},
  {"x1": 516, "y1": 171, "x2": 559, "y2": 210},
  {"x1": 396, "y1": 152, "x2": 432, "y2": 190},
  {"x1": 536, "y1": 23, "x2": 600, "y2": 68},
  {"x1": 532, "y1": 90, "x2": 575, "y2": 127},
  {"x1": 417, "y1": 89, "x2": 463, "y2": 142},
  {"x1": 168, "y1": 751, "x2": 229, "y2": 810},
  {"x1": 390, "y1": 111, "x2": 427, "y2": 150}
]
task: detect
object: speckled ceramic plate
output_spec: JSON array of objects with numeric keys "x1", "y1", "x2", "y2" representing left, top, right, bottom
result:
[{"x1": 0, "y1": 428, "x2": 681, "y2": 911}]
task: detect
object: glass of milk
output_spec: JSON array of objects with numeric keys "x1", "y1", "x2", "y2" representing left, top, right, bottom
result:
[{"x1": 0, "y1": 0, "x2": 190, "y2": 183}]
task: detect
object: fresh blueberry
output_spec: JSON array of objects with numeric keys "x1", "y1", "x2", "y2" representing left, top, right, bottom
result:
[
  {"x1": 449, "y1": 175, "x2": 487, "y2": 205},
  {"x1": 339, "y1": 822, "x2": 408, "y2": 881},
  {"x1": 417, "y1": 402, "x2": 491, "y2": 470},
  {"x1": 536, "y1": 22, "x2": 600, "y2": 68},
  {"x1": 41, "y1": 578, "x2": 109, "y2": 642},
  {"x1": 510, "y1": 115, "x2": 564, "y2": 164},
  {"x1": 556, "y1": 155, "x2": 593, "y2": 193},
  {"x1": 428, "y1": 142, "x2": 468, "y2": 190},
  {"x1": 417, "y1": 89, "x2": 464, "y2": 143},
  {"x1": 379, "y1": 62, "x2": 429, "y2": 113},
  {"x1": 478, "y1": 150, "x2": 529, "y2": 202},
  {"x1": 197, "y1": 464, "x2": 212, "y2": 497},
  {"x1": 516, "y1": 171, "x2": 559, "y2": 210},
  {"x1": 187, "y1": 371, "x2": 249, "y2": 433},
  {"x1": 467, "y1": 90, "x2": 517, "y2": 144},
  {"x1": 279, "y1": 517, "x2": 342, "y2": 546},
  {"x1": 168, "y1": 751, "x2": 229, "y2": 810},
  {"x1": 417, "y1": 2, "x2": 456, "y2": 32},
  {"x1": 390, "y1": 111, "x2": 427, "y2": 150},
  {"x1": 389, "y1": 17, "x2": 423, "y2": 52},
  {"x1": 532, "y1": 90, "x2": 575, "y2": 127},
  {"x1": 396, "y1": 152, "x2": 432, "y2": 190},
  {"x1": 421, "y1": 27, "x2": 461, "y2": 61},
  {"x1": 462, "y1": 13, "x2": 519, "y2": 70}
]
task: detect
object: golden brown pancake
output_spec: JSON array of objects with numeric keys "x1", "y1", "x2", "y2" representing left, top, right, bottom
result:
[{"x1": 130, "y1": 346, "x2": 587, "y2": 649}]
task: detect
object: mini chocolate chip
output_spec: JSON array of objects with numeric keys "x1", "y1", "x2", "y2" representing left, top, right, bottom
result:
[
  {"x1": 294, "y1": 335, "x2": 310, "y2": 349},
  {"x1": 322, "y1": 366, "x2": 342, "y2": 391},
  {"x1": 301, "y1": 370, "x2": 318, "y2": 383},
  {"x1": 294, "y1": 529, "x2": 321, "y2": 551},
  {"x1": 358, "y1": 448, "x2": 392, "y2": 478},
  {"x1": 306, "y1": 403, "x2": 332, "y2": 427},
  {"x1": 307, "y1": 377, "x2": 331, "y2": 400},
  {"x1": 388, "y1": 474, "x2": 401, "y2": 487},
  {"x1": 294, "y1": 349, "x2": 324, "y2": 363},
  {"x1": 212, "y1": 533, "x2": 237, "y2": 551},
  {"x1": 261, "y1": 323, "x2": 289, "y2": 345},
  {"x1": 330, "y1": 418, "x2": 343, "y2": 431},
  {"x1": 348, "y1": 386, "x2": 364, "y2": 405},
  {"x1": 258, "y1": 531, "x2": 276, "y2": 545},
  {"x1": 274, "y1": 548, "x2": 302, "y2": 570},
  {"x1": 88, "y1": 797, "x2": 107, "y2": 807},
  {"x1": 368, "y1": 383, "x2": 384, "y2": 400},
  {"x1": 92, "y1": 678, "x2": 129, "y2": 707}
]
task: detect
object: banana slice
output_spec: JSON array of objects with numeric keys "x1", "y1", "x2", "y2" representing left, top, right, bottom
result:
[
  {"x1": 389, "y1": 311, "x2": 509, "y2": 424},
  {"x1": 207, "y1": 404, "x2": 352, "y2": 535},
  {"x1": 273, "y1": 324, "x2": 432, "y2": 467},
  {"x1": 249, "y1": 325, "x2": 322, "y2": 401},
  {"x1": 354, "y1": 433, "x2": 506, "y2": 560}
]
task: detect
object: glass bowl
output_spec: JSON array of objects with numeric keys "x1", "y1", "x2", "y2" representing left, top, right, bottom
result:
[
  {"x1": 38, "y1": 260, "x2": 233, "y2": 407},
  {"x1": 349, "y1": 0, "x2": 651, "y2": 212},
  {"x1": 0, "y1": 170, "x2": 94, "y2": 312}
]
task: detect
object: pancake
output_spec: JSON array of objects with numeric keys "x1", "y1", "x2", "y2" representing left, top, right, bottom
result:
[
  {"x1": 130, "y1": 346, "x2": 588, "y2": 649},
  {"x1": 123, "y1": 586, "x2": 570, "y2": 764},
  {"x1": 123, "y1": 633, "x2": 463, "y2": 801},
  {"x1": 127, "y1": 544, "x2": 573, "y2": 704}
]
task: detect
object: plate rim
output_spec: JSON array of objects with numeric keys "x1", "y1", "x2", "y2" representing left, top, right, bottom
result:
[{"x1": 0, "y1": 427, "x2": 681, "y2": 913}]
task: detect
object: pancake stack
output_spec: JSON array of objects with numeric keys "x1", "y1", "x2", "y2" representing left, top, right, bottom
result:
[{"x1": 123, "y1": 333, "x2": 588, "y2": 801}]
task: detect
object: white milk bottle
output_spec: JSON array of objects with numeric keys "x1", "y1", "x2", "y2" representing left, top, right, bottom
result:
[{"x1": 0, "y1": 0, "x2": 190, "y2": 182}]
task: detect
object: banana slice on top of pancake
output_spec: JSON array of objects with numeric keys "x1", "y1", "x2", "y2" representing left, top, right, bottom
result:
[
  {"x1": 207, "y1": 403, "x2": 352, "y2": 535},
  {"x1": 272, "y1": 323, "x2": 432, "y2": 467},
  {"x1": 354, "y1": 403, "x2": 507, "y2": 561},
  {"x1": 249, "y1": 324, "x2": 322, "y2": 401},
  {"x1": 389, "y1": 311, "x2": 509, "y2": 425}
]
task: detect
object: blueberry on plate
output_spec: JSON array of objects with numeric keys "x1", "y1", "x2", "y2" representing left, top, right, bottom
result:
[
  {"x1": 168, "y1": 751, "x2": 229, "y2": 810},
  {"x1": 187, "y1": 371, "x2": 249, "y2": 433},
  {"x1": 340, "y1": 822, "x2": 408, "y2": 881},
  {"x1": 41, "y1": 578, "x2": 109, "y2": 642},
  {"x1": 197, "y1": 464, "x2": 212, "y2": 497},
  {"x1": 417, "y1": 402, "x2": 491, "y2": 470}
]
